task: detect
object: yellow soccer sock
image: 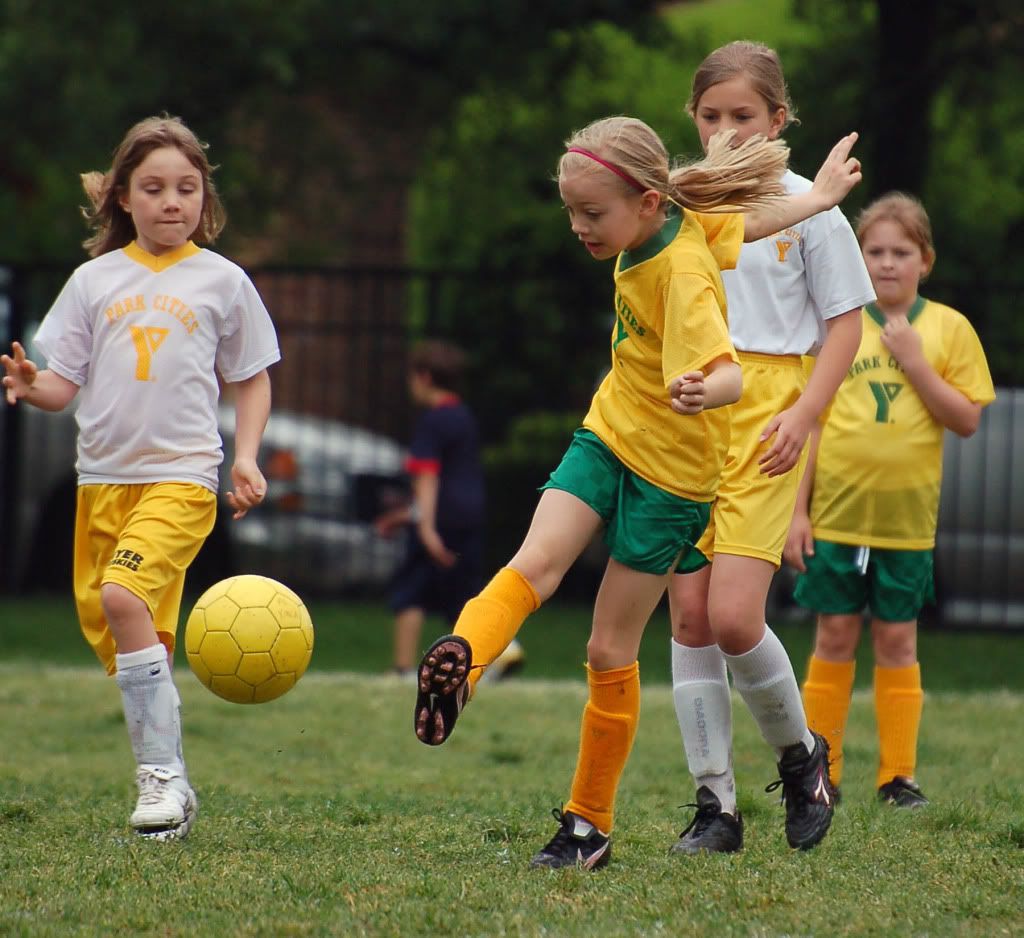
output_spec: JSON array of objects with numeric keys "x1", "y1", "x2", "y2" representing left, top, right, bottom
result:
[
  {"x1": 453, "y1": 567, "x2": 540, "y2": 692},
  {"x1": 875, "y1": 663, "x2": 923, "y2": 788},
  {"x1": 802, "y1": 655, "x2": 856, "y2": 786},
  {"x1": 564, "y1": 661, "x2": 641, "y2": 834}
]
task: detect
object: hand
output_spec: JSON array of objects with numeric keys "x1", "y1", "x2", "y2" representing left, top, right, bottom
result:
[
  {"x1": 783, "y1": 512, "x2": 815, "y2": 572},
  {"x1": 227, "y1": 457, "x2": 267, "y2": 520},
  {"x1": 418, "y1": 526, "x2": 457, "y2": 568},
  {"x1": 879, "y1": 315, "x2": 923, "y2": 368},
  {"x1": 1, "y1": 341, "x2": 38, "y2": 405},
  {"x1": 759, "y1": 404, "x2": 815, "y2": 477},
  {"x1": 669, "y1": 371, "x2": 706, "y2": 415},
  {"x1": 810, "y1": 132, "x2": 862, "y2": 210}
]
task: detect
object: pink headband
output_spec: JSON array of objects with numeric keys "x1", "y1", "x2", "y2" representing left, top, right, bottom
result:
[{"x1": 565, "y1": 147, "x2": 647, "y2": 193}]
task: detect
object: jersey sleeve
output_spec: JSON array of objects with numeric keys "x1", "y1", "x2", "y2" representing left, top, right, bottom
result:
[
  {"x1": 689, "y1": 212, "x2": 744, "y2": 272},
  {"x1": 801, "y1": 208, "x2": 876, "y2": 319},
  {"x1": 941, "y1": 312, "x2": 996, "y2": 405},
  {"x1": 32, "y1": 272, "x2": 92, "y2": 387},
  {"x1": 661, "y1": 273, "x2": 737, "y2": 386},
  {"x1": 216, "y1": 274, "x2": 281, "y2": 382},
  {"x1": 406, "y1": 411, "x2": 442, "y2": 475}
]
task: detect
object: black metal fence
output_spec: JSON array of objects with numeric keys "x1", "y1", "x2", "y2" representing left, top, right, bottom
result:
[{"x1": 1, "y1": 262, "x2": 1022, "y2": 630}]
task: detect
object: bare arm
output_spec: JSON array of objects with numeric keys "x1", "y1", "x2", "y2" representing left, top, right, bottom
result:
[
  {"x1": 2, "y1": 342, "x2": 79, "y2": 411},
  {"x1": 758, "y1": 309, "x2": 862, "y2": 477},
  {"x1": 226, "y1": 368, "x2": 272, "y2": 519},
  {"x1": 883, "y1": 317, "x2": 982, "y2": 436},
  {"x1": 782, "y1": 423, "x2": 822, "y2": 572},
  {"x1": 412, "y1": 471, "x2": 456, "y2": 567},
  {"x1": 743, "y1": 133, "x2": 862, "y2": 243},
  {"x1": 669, "y1": 355, "x2": 742, "y2": 414}
]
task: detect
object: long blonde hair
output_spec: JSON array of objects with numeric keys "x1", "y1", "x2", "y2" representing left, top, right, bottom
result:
[
  {"x1": 559, "y1": 116, "x2": 788, "y2": 212},
  {"x1": 81, "y1": 115, "x2": 226, "y2": 257}
]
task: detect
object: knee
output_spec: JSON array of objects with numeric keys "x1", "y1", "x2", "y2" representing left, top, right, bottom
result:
[
  {"x1": 508, "y1": 545, "x2": 562, "y2": 601},
  {"x1": 100, "y1": 582, "x2": 147, "y2": 626},
  {"x1": 815, "y1": 616, "x2": 859, "y2": 660},
  {"x1": 671, "y1": 592, "x2": 712, "y2": 645},
  {"x1": 872, "y1": 622, "x2": 917, "y2": 668}
]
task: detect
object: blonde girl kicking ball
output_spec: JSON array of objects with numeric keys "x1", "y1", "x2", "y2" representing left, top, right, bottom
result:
[
  {"x1": 666, "y1": 40, "x2": 875, "y2": 855},
  {"x1": 412, "y1": 113, "x2": 862, "y2": 869},
  {"x1": 1, "y1": 115, "x2": 280, "y2": 841},
  {"x1": 786, "y1": 192, "x2": 994, "y2": 806}
]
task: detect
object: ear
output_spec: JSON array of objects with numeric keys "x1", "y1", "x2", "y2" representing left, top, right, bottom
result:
[
  {"x1": 639, "y1": 189, "x2": 662, "y2": 216},
  {"x1": 768, "y1": 107, "x2": 787, "y2": 139}
]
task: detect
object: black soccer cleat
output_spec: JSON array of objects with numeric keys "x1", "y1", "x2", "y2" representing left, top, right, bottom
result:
[
  {"x1": 878, "y1": 776, "x2": 930, "y2": 808},
  {"x1": 670, "y1": 786, "x2": 743, "y2": 855},
  {"x1": 530, "y1": 809, "x2": 611, "y2": 871},
  {"x1": 765, "y1": 731, "x2": 836, "y2": 850},
  {"x1": 413, "y1": 635, "x2": 472, "y2": 746}
]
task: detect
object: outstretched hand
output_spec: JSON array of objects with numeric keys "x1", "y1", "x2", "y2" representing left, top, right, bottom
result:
[
  {"x1": 227, "y1": 457, "x2": 267, "y2": 520},
  {"x1": 1, "y1": 341, "x2": 38, "y2": 405},
  {"x1": 811, "y1": 132, "x2": 862, "y2": 209}
]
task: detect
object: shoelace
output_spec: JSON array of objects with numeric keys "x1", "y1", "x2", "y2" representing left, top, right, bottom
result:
[
  {"x1": 542, "y1": 808, "x2": 586, "y2": 853},
  {"x1": 136, "y1": 772, "x2": 171, "y2": 807},
  {"x1": 677, "y1": 801, "x2": 719, "y2": 838}
]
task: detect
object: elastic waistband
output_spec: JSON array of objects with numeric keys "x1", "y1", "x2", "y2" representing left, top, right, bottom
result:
[{"x1": 736, "y1": 350, "x2": 803, "y2": 368}]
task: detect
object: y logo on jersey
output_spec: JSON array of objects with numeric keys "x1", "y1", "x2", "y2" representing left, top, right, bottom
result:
[
  {"x1": 129, "y1": 325, "x2": 170, "y2": 381},
  {"x1": 775, "y1": 239, "x2": 795, "y2": 262},
  {"x1": 869, "y1": 380, "x2": 903, "y2": 423}
]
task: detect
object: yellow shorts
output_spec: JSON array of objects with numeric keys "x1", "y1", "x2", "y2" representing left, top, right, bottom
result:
[
  {"x1": 74, "y1": 482, "x2": 217, "y2": 674},
  {"x1": 696, "y1": 352, "x2": 807, "y2": 567}
]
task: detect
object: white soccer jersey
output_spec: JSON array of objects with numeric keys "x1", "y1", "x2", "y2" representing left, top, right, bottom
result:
[
  {"x1": 34, "y1": 241, "x2": 280, "y2": 492},
  {"x1": 723, "y1": 171, "x2": 875, "y2": 355}
]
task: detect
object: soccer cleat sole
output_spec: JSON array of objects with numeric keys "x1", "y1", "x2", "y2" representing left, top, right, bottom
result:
[{"x1": 414, "y1": 635, "x2": 472, "y2": 746}]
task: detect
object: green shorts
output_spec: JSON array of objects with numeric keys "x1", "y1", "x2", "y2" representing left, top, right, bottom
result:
[
  {"x1": 540, "y1": 429, "x2": 711, "y2": 575},
  {"x1": 793, "y1": 540, "x2": 935, "y2": 622}
]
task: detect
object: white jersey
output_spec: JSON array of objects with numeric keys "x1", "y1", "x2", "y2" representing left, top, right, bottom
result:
[
  {"x1": 34, "y1": 241, "x2": 280, "y2": 492},
  {"x1": 723, "y1": 171, "x2": 875, "y2": 355}
]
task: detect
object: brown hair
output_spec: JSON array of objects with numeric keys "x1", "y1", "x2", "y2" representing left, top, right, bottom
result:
[
  {"x1": 80, "y1": 115, "x2": 226, "y2": 257},
  {"x1": 559, "y1": 115, "x2": 788, "y2": 212},
  {"x1": 856, "y1": 191, "x2": 936, "y2": 275},
  {"x1": 409, "y1": 339, "x2": 467, "y2": 393},
  {"x1": 687, "y1": 41, "x2": 798, "y2": 131}
]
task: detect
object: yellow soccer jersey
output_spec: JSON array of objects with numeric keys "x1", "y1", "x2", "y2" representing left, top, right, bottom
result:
[
  {"x1": 811, "y1": 298, "x2": 995, "y2": 548},
  {"x1": 583, "y1": 210, "x2": 742, "y2": 501}
]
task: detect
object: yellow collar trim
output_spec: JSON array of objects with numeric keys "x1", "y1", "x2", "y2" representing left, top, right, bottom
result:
[{"x1": 123, "y1": 240, "x2": 201, "y2": 272}]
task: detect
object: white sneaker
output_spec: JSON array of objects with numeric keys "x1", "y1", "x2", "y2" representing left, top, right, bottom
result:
[
  {"x1": 478, "y1": 639, "x2": 526, "y2": 684},
  {"x1": 131, "y1": 765, "x2": 198, "y2": 841}
]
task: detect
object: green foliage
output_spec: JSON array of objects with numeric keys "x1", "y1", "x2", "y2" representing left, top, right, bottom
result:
[{"x1": 1, "y1": 660, "x2": 1023, "y2": 935}]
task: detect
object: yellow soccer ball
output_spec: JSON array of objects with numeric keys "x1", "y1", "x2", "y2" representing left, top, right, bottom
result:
[{"x1": 184, "y1": 575, "x2": 314, "y2": 704}]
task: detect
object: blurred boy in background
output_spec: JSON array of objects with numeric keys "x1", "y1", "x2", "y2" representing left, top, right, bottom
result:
[{"x1": 376, "y1": 339, "x2": 524, "y2": 679}]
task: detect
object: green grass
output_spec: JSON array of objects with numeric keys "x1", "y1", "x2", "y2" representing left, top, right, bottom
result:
[
  {"x1": 1, "y1": 664, "x2": 1022, "y2": 937},
  {"x1": 2, "y1": 593, "x2": 1024, "y2": 935},
  {"x1": 5, "y1": 594, "x2": 1023, "y2": 692}
]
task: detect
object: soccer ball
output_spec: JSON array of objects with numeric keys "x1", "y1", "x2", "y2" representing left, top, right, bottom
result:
[{"x1": 184, "y1": 574, "x2": 314, "y2": 704}]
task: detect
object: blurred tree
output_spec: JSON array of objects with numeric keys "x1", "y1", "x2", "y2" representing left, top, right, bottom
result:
[{"x1": 0, "y1": 0, "x2": 661, "y2": 264}]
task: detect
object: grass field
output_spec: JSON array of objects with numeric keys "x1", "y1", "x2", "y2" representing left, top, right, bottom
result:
[{"x1": 2, "y1": 594, "x2": 1023, "y2": 936}]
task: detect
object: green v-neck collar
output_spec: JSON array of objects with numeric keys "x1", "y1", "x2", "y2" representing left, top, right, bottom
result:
[
  {"x1": 865, "y1": 295, "x2": 926, "y2": 327},
  {"x1": 618, "y1": 212, "x2": 681, "y2": 274}
]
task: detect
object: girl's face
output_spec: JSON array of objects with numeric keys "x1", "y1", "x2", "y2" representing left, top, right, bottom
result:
[
  {"x1": 860, "y1": 219, "x2": 931, "y2": 313},
  {"x1": 693, "y1": 74, "x2": 786, "y2": 151},
  {"x1": 120, "y1": 146, "x2": 204, "y2": 255},
  {"x1": 559, "y1": 170, "x2": 659, "y2": 261}
]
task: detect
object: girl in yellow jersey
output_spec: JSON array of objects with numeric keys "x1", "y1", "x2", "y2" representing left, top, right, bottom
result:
[
  {"x1": 2, "y1": 116, "x2": 280, "y2": 841},
  {"x1": 786, "y1": 192, "x2": 994, "y2": 806},
  {"x1": 667, "y1": 41, "x2": 873, "y2": 855},
  {"x1": 411, "y1": 113, "x2": 863, "y2": 869}
]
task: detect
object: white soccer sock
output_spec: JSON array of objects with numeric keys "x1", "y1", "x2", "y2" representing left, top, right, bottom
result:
[
  {"x1": 671, "y1": 640, "x2": 736, "y2": 814},
  {"x1": 724, "y1": 626, "x2": 815, "y2": 758},
  {"x1": 115, "y1": 643, "x2": 186, "y2": 776}
]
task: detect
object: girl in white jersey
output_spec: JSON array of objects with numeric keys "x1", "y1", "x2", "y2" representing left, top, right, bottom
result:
[
  {"x1": 667, "y1": 41, "x2": 875, "y2": 853},
  {"x1": 1, "y1": 115, "x2": 280, "y2": 842}
]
